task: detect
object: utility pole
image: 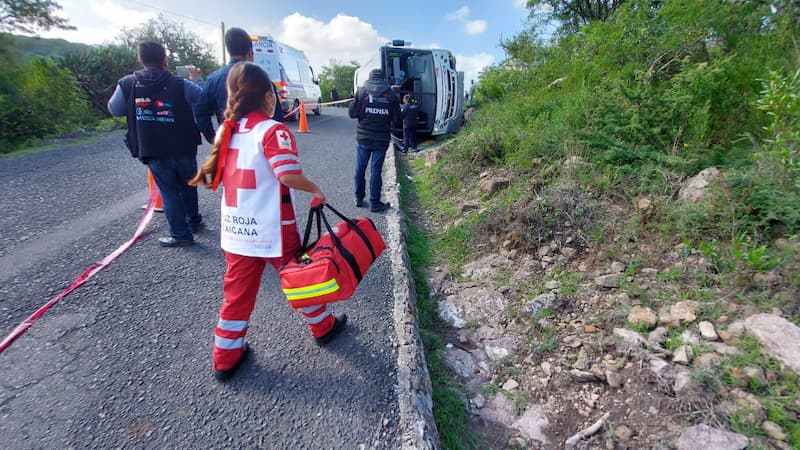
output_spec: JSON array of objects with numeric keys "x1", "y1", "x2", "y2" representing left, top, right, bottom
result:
[{"x1": 221, "y1": 21, "x2": 226, "y2": 65}]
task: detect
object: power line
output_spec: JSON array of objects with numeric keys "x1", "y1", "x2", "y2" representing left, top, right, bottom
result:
[{"x1": 125, "y1": 0, "x2": 216, "y2": 26}]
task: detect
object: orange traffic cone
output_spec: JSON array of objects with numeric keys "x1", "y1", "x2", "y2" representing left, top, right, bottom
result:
[
  {"x1": 297, "y1": 102, "x2": 309, "y2": 133},
  {"x1": 147, "y1": 169, "x2": 164, "y2": 212}
]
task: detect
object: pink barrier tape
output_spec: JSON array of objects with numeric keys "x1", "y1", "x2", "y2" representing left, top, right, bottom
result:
[
  {"x1": 0, "y1": 186, "x2": 159, "y2": 353},
  {"x1": 281, "y1": 98, "x2": 354, "y2": 119},
  {"x1": 309, "y1": 98, "x2": 355, "y2": 108},
  {"x1": 283, "y1": 105, "x2": 300, "y2": 119}
]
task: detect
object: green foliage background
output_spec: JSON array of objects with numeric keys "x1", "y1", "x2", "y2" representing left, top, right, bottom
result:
[
  {"x1": 0, "y1": 36, "x2": 91, "y2": 150},
  {"x1": 0, "y1": 14, "x2": 219, "y2": 152},
  {"x1": 6, "y1": 33, "x2": 90, "y2": 59},
  {"x1": 318, "y1": 60, "x2": 358, "y2": 103},
  {"x1": 441, "y1": 0, "x2": 799, "y2": 245}
]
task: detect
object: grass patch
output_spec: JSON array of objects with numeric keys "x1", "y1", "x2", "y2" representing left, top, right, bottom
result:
[
  {"x1": 0, "y1": 123, "x2": 126, "y2": 160},
  {"x1": 718, "y1": 335, "x2": 800, "y2": 447},
  {"x1": 422, "y1": 330, "x2": 480, "y2": 450},
  {"x1": 553, "y1": 269, "x2": 584, "y2": 296},
  {"x1": 399, "y1": 156, "x2": 481, "y2": 449}
]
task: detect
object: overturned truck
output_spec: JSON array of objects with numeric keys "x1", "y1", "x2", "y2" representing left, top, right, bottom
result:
[{"x1": 354, "y1": 40, "x2": 464, "y2": 137}]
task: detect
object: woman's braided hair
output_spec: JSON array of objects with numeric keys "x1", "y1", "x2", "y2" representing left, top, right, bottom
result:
[{"x1": 189, "y1": 62, "x2": 273, "y2": 188}]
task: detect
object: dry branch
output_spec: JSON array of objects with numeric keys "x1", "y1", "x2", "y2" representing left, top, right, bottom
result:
[{"x1": 565, "y1": 411, "x2": 610, "y2": 448}]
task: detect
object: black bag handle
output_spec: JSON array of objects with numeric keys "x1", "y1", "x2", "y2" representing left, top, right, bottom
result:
[
  {"x1": 300, "y1": 206, "x2": 323, "y2": 252},
  {"x1": 317, "y1": 206, "x2": 363, "y2": 282},
  {"x1": 322, "y1": 204, "x2": 378, "y2": 261},
  {"x1": 323, "y1": 203, "x2": 358, "y2": 226},
  {"x1": 297, "y1": 203, "x2": 379, "y2": 280}
]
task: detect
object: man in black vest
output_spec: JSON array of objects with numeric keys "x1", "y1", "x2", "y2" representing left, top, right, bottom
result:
[
  {"x1": 348, "y1": 69, "x2": 401, "y2": 213},
  {"x1": 107, "y1": 41, "x2": 204, "y2": 247}
]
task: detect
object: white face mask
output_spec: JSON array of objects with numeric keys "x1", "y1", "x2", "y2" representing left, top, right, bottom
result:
[{"x1": 264, "y1": 90, "x2": 276, "y2": 118}]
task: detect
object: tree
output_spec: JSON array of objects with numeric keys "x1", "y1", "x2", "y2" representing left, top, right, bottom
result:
[
  {"x1": 319, "y1": 60, "x2": 358, "y2": 103},
  {"x1": 0, "y1": 56, "x2": 90, "y2": 149},
  {"x1": 531, "y1": 0, "x2": 628, "y2": 31},
  {"x1": 59, "y1": 45, "x2": 139, "y2": 116},
  {"x1": 0, "y1": 0, "x2": 74, "y2": 33},
  {"x1": 117, "y1": 13, "x2": 218, "y2": 75}
]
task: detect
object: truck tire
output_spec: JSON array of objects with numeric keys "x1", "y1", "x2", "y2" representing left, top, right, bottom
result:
[
  {"x1": 292, "y1": 100, "x2": 300, "y2": 122},
  {"x1": 314, "y1": 98, "x2": 322, "y2": 115}
]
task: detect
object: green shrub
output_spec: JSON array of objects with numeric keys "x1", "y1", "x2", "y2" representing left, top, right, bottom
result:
[
  {"x1": 58, "y1": 44, "x2": 139, "y2": 117},
  {"x1": 755, "y1": 67, "x2": 800, "y2": 180},
  {"x1": 0, "y1": 57, "x2": 94, "y2": 151}
]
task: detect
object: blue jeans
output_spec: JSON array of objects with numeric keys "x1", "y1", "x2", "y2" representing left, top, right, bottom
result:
[
  {"x1": 354, "y1": 143, "x2": 387, "y2": 204},
  {"x1": 403, "y1": 127, "x2": 417, "y2": 152},
  {"x1": 147, "y1": 156, "x2": 202, "y2": 241}
]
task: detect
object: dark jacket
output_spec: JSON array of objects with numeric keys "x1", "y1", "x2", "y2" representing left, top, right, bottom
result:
[
  {"x1": 194, "y1": 58, "x2": 243, "y2": 143},
  {"x1": 118, "y1": 67, "x2": 200, "y2": 161},
  {"x1": 348, "y1": 73, "x2": 400, "y2": 148},
  {"x1": 272, "y1": 82, "x2": 285, "y2": 123},
  {"x1": 401, "y1": 102, "x2": 418, "y2": 129}
]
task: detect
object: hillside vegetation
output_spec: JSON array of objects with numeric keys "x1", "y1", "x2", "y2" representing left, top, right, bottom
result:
[
  {"x1": 0, "y1": 15, "x2": 218, "y2": 153},
  {"x1": 6, "y1": 34, "x2": 91, "y2": 59},
  {"x1": 403, "y1": 1, "x2": 800, "y2": 448}
]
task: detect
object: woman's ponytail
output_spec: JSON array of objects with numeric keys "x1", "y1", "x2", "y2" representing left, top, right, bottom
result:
[{"x1": 189, "y1": 62, "x2": 272, "y2": 189}]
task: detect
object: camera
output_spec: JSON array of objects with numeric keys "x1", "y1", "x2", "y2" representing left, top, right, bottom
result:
[{"x1": 176, "y1": 66, "x2": 191, "y2": 78}]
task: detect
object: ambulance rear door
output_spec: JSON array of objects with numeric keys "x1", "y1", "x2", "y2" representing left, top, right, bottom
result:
[{"x1": 251, "y1": 36, "x2": 282, "y2": 84}]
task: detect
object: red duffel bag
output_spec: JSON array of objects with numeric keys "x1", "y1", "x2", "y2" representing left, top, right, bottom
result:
[{"x1": 279, "y1": 202, "x2": 386, "y2": 309}]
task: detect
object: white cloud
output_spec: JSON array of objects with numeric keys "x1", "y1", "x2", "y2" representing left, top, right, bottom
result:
[
  {"x1": 39, "y1": 0, "x2": 155, "y2": 44},
  {"x1": 465, "y1": 19, "x2": 487, "y2": 35},
  {"x1": 446, "y1": 6, "x2": 471, "y2": 21},
  {"x1": 515, "y1": 1, "x2": 555, "y2": 13},
  {"x1": 456, "y1": 52, "x2": 495, "y2": 88},
  {"x1": 445, "y1": 5, "x2": 488, "y2": 36},
  {"x1": 89, "y1": 0, "x2": 154, "y2": 26},
  {"x1": 276, "y1": 13, "x2": 386, "y2": 70}
]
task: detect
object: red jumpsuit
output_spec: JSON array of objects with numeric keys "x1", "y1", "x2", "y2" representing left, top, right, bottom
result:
[{"x1": 213, "y1": 112, "x2": 334, "y2": 371}]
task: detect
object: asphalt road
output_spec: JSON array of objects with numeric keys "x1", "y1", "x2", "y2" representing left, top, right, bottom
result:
[{"x1": 0, "y1": 108, "x2": 404, "y2": 449}]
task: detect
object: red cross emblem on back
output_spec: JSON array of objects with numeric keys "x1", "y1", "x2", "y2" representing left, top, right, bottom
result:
[{"x1": 223, "y1": 148, "x2": 256, "y2": 207}]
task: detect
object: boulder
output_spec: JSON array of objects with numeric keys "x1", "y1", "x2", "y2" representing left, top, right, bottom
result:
[
  {"x1": 512, "y1": 404, "x2": 550, "y2": 445},
  {"x1": 744, "y1": 314, "x2": 800, "y2": 376},
  {"x1": 628, "y1": 306, "x2": 658, "y2": 329},
  {"x1": 678, "y1": 167, "x2": 722, "y2": 203},
  {"x1": 479, "y1": 176, "x2": 511, "y2": 195},
  {"x1": 676, "y1": 424, "x2": 748, "y2": 450}
]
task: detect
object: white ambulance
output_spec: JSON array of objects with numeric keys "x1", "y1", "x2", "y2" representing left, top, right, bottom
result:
[
  {"x1": 251, "y1": 35, "x2": 322, "y2": 121},
  {"x1": 354, "y1": 40, "x2": 464, "y2": 136}
]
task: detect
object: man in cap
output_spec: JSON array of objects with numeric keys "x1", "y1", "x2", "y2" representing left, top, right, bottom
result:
[
  {"x1": 348, "y1": 69, "x2": 401, "y2": 212},
  {"x1": 108, "y1": 41, "x2": 204, "y2": 247}
]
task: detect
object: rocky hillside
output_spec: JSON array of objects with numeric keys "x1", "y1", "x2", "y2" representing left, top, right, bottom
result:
[{"x1": 404, "y1": 148, "x2": 800, "y2": 449}]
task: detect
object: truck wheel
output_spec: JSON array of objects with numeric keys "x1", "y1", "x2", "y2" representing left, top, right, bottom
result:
[
  {"x1": 314, "y1": 98, "x2": 322, "y2": 115},
  {"x1": 292, "y1": 100, "x2": 300, "y2": 122}
]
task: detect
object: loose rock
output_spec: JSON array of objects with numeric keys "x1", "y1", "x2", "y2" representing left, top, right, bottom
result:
[{"x1": 675, "y1": 424, "x2": 748, "y2": 450}]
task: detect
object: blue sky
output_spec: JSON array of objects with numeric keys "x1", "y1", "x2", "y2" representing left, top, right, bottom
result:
[{"x1": 39, "y1": 0, "x2": 538, "y2": 84}]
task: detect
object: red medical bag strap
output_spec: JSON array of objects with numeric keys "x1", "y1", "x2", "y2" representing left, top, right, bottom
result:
[
  {"x1": 318, "y1": 207, "x2": 363, "y2": 282},
  {"x1": 323, "y1": 204, "x2": 378, "y2": 261}
]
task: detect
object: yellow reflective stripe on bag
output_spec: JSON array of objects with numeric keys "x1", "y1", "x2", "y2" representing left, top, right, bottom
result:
[{"x1": 283, "y1": 278, "x2": 340, "y2": 300}]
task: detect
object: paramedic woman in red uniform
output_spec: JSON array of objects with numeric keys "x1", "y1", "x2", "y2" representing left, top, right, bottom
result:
[{"x1": 190, "y1": 62, "x2": 347, "y2": 382}]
